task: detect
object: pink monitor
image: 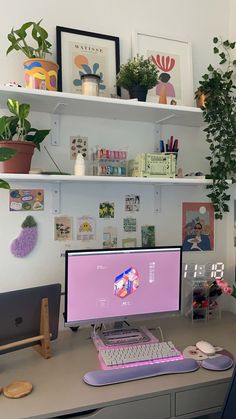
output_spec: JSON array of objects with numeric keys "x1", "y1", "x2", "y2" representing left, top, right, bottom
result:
[{"x1": 65, "y1": 246, "x2": 182, "y2": 327}]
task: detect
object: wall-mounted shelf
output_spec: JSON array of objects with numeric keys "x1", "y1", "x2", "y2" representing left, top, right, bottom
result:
[
  {"x1": 0, "y1": 86, "x2": 204, "y2": 127},
  {"x1": 0, "y1": 173, "x2": 215, "y2": 185}
]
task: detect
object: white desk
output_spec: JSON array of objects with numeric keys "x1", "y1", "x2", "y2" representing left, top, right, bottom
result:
[{"x1": 1, "y1": 312, "x2": 236, "y2": 419}]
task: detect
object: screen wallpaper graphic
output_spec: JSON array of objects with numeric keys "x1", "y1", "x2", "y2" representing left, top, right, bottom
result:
[
  {"x1": 65, "y1": 247, "x2": 182, "y2": 325},
  {"x1": 114, "y1": 266, "x2": 139, "y2": 299}
]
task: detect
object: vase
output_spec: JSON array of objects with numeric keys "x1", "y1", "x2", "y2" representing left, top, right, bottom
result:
[
  {"x1": 129, "y1": 86, "x2": 148, "y2": 102},
  {"x1": 24, "y1": 59, "x2": 59, "y2": 91}
]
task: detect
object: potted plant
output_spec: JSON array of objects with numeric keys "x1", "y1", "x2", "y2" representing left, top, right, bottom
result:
[
  {"x1": 116, "y1": 55, "x2": 159, "y2": 101},
  {"x1": 0, "y1": 99, "x2": 50, "y2": 174},
  {"x1": 7, "y1": 19, "x2": 59, "y2": 91},
  {"x1": 196, "y1": 37, "x2": 236, "y2": 219}
]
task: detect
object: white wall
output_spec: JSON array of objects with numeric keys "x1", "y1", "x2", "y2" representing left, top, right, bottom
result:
[{"x1": 0, "y1": 0, "x2": 235, "y2": 314}]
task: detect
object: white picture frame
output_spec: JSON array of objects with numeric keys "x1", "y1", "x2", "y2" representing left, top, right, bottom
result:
[{"x1": 132, "y1": 31, "x2": 194, "y2": 106}]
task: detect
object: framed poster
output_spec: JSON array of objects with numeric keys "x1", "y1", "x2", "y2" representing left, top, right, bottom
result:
[
  {"x1": 56, "y1": 26, "x2": 120, "y2": 97},
  {"x1": 132, "y1": 31, "x2": 194, "y2": 106},
  {"x1": 182, "y1": 202, "x2": 214, "y2": 251}
]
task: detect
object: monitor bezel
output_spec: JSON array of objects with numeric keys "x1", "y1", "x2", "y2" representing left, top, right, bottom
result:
[{"x1": 64, "y1": 246, "x2": 182, "y2": 327}]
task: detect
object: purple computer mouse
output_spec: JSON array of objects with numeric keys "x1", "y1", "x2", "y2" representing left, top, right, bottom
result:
[{"x1": 201, "y1": 355, "x2": 234, "y2": 371}]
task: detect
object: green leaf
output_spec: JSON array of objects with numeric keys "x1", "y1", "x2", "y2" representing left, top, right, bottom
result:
[
  {"x1": 0, "y1": 179, "x2": 10, "y2": 189},
  {"x1": 0, "y1": 147, "x2": 16, "y2": 161},
  {"x1": 213, "y1": 37, "x2": 218, "y2": 44}
]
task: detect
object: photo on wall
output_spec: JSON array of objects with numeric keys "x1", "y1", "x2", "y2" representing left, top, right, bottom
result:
[{"x1": 182, "y1": 202, "x2": 214, "y2": 251}]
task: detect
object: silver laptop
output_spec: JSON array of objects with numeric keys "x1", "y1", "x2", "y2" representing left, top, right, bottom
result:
[{"x1": 0, "y1": 283, "x2": 61, "y2": 354}]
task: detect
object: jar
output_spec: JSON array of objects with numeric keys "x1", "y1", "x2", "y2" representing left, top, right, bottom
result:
[{"x1": 81, "y1": 74, "x2": 100, "y2": 96}]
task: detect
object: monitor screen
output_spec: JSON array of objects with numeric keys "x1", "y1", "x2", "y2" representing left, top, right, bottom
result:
[{"x1": 65, "y1": 246, "x2": 182, "y2": 327}]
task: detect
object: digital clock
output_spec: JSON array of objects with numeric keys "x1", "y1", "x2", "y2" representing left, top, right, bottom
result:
[{"x1": 183, "y1": 262, "x2": 224, "y2": 280}]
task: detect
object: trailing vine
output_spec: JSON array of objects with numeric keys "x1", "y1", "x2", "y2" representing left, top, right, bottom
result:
[{"x1": 197, "y1": 37, "x2": 236, "y2": 219}]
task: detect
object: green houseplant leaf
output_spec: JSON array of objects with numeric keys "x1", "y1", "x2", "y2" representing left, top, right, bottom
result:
[
  {"x1": 0, "y1": 99, "x2": 50, "y2": 147},
  {"x1": 196, "y1": 37, "x2": 236, "y2": 219},
  {"x1": 6, "y1": 19, "x2": 52, "y2": 59}
]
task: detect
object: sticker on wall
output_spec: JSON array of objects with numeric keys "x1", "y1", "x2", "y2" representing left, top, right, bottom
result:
[
  {"x1": 125, "y1": 194, "x2": 140, "y2": 212},
  {"x1": 54, "y1": 216, "x2": 73, "y2": 241},
  {"x1": 70, "y1": 136, "x2": 88, "y2": 160},
  {"x1": 99, "y1": 202, "x2": 115, "y2": 218},
  {"x1": 123, "y1": 218, "x2": 137, "y2": 232},
  {"x1": 9, "y1": 189, "x2": 44, "y2": 211},
  {"x1": 141, "y1": 225, "x2": 155, "y2": 247},
  {"x1": 77, "y1": 216, "x2": 95, "y2": 241},
  {"x1": 10, "y1": 216, "x2": 38, "y2": 257},
  {"x1": 122, "y1": 238, "x2": 137, "y2": 248},
  {"x1": 182, "y1": 202, "x2": 214, "y2": 251},
  {"x1": 103, "y1": 226, "x2": 117, "y2": 248}
]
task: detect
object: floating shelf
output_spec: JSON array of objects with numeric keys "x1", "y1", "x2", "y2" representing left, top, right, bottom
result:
[
  {"x1": 0, "y1": 173, "x2": 215, "y2": 185},
  {"x1": 0, "y1": 86, "x2": 204, "y2": 127}
]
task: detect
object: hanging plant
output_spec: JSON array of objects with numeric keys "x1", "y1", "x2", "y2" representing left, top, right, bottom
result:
[{"x1": 196, "y1": 37, "x2": 236, "y2": 219}]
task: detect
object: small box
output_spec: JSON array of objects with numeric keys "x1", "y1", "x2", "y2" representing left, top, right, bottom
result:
[
  {"x1": 92, "y1": 146, "x2": 128, "y2": 177},
  {"x1": 128, "y1": 153, "x2": 176, "y2": 178}
]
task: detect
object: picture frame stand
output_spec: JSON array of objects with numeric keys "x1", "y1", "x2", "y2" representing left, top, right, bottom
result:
[{"x1": 0, "y1": 298, "x2": 52, "y2": 359}]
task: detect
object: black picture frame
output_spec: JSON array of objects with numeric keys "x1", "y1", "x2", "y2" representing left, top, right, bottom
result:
[{"x1": 56, "y1": 26, "x2": 120, "y2": 97}]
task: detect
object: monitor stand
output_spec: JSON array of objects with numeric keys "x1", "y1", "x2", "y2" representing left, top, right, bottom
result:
[{"x1": 94, "y1": 324, "x2": 158, "y2": 347}]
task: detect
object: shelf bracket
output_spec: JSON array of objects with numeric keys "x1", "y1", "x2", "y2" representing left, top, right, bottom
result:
[
  {"x1": 154, "y1": 185, "x2": 161, "y2": 213},
  {"x1": 51, "y1": 183, "x2": 61, "y2": 214},
  {"x1": 155, "y1": 113, "x2": 176, "y2": 124},
  {"x1": 155, "y1": 123, "x2": 161, "y2": 152},
  {"x1": 51, "y1": 102, "x2": 67, "y2": 146}
]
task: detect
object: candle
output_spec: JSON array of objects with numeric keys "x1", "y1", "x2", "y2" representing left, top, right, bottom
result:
[{"x1": 81, "y1": 74, "x2": 100, "y2": 96}]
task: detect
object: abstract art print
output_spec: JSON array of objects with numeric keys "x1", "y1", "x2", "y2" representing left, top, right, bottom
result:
[
  {"x1": 57, "y1": 26, "x2": 120, "y2": 97},
  {"x1": 133, "y1": 31, "x2": 194, "y2": 106},
  {"x1": 182, "y1": 203, "x2": 214, "y2": 251}
]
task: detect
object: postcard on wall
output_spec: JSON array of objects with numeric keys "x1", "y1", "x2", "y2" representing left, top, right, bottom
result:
[
  {"x1": 54, "y1": 216, "x2": 73, "y2": 241},
  {"x1": 182, "y1": 202, "x2": 214, "y2": 251},
  {"x1": 70, "y1": 136, "x2": 88, "y2": 160},
  {"x1": 99, "y1": 202, "x2": 115, "y2": 218},
  {"x1": 125, "y1": 194, "x2": 140, "y2": 212},
  {"x1": 123, "y1": 217, "x2": 137, "y2": 232},
  {"x1": 141, "y1": 225, "x2": 155, "y2": 247},
  {"x1": 103, "y1": 226, "x2": 117, "y2": 248},
  {"x1": 9, "y1": 189, "x2": 44, "y2": 211},
  {"x1": 122, "y1": 238, "x2": 137, "y2": 248},
  {"x1": 77, "y1": 216, "x2": 95, "y2": 241}
]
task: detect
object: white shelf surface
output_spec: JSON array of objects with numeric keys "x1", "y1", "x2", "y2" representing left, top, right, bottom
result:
[
  {"x1": 0, "y1": 173, "x2": 215, "y2": 185},
  {"x1": 0, "y1": 86, "x2": 204, "y2": 127}
]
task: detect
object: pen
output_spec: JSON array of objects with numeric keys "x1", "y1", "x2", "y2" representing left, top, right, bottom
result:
[{"x1": 160, "y1": 140, "x2": 165, "y2": 153}]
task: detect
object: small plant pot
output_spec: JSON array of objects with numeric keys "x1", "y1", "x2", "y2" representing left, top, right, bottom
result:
[
  {"x1": 24, "y1": 59, "x2": 59, "y2": 91},
  {"x1": 129, "y1": 86, "x2": 148, "y2": 102},
  {"x1": 0, "y1": 141, "x2": 35, "y2": 174},
  {"x1": 195, "y1": 91, "x2": 209, "y2": 108}
]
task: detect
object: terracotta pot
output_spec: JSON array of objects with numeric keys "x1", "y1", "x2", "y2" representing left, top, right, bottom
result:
[
  {"x1": 195, "y1": 91, "x2": 209, "y2": 108},
  {"x1": 0, "y1": 141, "x2": 35, "y2": 174},
  {"x1": 24, "y1": 59, "x2": 59, "y2": 91}
]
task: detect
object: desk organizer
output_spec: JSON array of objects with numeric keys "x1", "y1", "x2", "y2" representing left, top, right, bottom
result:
[
  {"x1": 128, "y1": 153, "x2": 176, "y2": 178},
  {"x1": 183, "y1": 278, "x2": 221, "y2": 322},
  {"x1": 92, "y1": 146, "x2": 128, "y2": 176}
]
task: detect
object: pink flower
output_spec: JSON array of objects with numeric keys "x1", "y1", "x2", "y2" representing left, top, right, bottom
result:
[{"x1": 223, "y1": 286, "x2": 233, "y2": 295}]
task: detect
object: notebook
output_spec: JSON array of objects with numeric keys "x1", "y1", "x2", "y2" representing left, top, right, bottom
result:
[{"x1": 0, "y1": 283, "x2": 61, "y2": 354}]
